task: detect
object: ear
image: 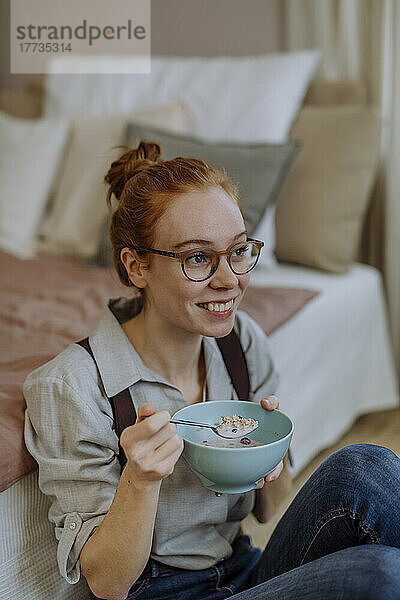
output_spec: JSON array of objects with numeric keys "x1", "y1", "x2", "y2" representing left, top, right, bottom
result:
[{"x1": 120, "y1": 247, "x2": 149, "y2": 289}]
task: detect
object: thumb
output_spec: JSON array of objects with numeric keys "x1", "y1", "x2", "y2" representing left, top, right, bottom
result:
[
  {"x1": 136, "y1": 402, "x2": 157, "y2": 423},
  {"x1": 261, "y1": 395, "x2": 279, "y2": 410}
]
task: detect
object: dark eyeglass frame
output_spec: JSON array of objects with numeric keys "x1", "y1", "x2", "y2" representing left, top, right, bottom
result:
[{"x1": 124, "y1": 238, "x2": 264, "y2": 282}]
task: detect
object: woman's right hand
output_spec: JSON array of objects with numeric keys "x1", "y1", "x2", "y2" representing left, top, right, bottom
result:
[{"x1": 120, "y1": 402, "x2": 184, "y2": 489}]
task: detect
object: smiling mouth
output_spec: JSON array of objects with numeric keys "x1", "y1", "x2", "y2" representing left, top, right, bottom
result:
[{"x1": 196, "y1": 299, "x2": 234, "y2": 312}]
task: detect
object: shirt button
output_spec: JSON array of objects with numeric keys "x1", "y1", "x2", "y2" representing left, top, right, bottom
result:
[{"x1": 69, "y1": 522, "x2": 77, "y2": 530}]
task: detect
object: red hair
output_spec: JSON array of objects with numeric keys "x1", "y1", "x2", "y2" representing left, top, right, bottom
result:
[{"x1": 104, "y1": 141, "x2": 242, "y2": 288}]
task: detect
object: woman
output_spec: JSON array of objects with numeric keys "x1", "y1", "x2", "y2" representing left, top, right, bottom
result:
[{"x1": 24, "y1": 142, "x2": 400, "y2": 600}]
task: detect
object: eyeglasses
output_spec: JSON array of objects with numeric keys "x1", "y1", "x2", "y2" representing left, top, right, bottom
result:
[{"x1": 125, "y1": 238, "x2": 264, "y2": 282}]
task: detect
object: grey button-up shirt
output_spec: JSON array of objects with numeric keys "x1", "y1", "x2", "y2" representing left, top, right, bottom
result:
[{"x1": 23, "y1": 297, "x2": 278, "y2": 585}]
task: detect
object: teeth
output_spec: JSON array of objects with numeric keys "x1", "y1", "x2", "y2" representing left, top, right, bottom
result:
[{"x1": 199, "y1": 299, "x2": 234, "y2": 312}]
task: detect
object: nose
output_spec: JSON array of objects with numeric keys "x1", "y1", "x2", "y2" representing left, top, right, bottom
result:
[{"x1": 209, "y1": 255, "x2": 239, "y2": 289}]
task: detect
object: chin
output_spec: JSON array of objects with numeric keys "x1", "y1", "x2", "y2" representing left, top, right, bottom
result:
[{"x1": 198, "y1": 317, "x2": 235, "y2": 339}]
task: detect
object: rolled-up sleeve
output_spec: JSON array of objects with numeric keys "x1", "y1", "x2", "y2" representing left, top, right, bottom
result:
[{"x1": 23, "y1": 373, "x2": 121, "y2": 584}]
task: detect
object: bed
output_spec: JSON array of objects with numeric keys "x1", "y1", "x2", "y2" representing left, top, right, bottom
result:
[
  {"x1": 0, "y1": 52, "x2": 398, "y2": 600},
  {"x1": 1, "y1": 254, "x2": 397, "y2": 600},
  {"x1": 251, "y1": 262, "x2": 398, "y2": 473}
]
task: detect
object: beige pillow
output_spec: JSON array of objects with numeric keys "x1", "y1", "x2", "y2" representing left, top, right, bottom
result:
[
  {"x1": 38, "y1": 103, "x2": 188, "y2": 259},
  {"x1": 0, "y1": 88, "x2": 43, "y2": 119},
  {"x1": 274, "y1": 106, "x2": 381, "y2": 273}
]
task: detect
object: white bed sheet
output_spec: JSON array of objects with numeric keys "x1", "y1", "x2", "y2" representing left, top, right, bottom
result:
[
  {"x1": 251, "y1": 261, "x2": 399, "y2": 475},
  {"x1": 0, "y1": 470, "x2": 90, "y2": 600}
]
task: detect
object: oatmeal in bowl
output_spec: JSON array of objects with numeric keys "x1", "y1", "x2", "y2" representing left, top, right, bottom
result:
[
  {"x1": 216, "y1": 414, "x2": 259, "y2": 438},
  {"x1": 172, "y1": 400, "x2": 293, "y2": 494}
]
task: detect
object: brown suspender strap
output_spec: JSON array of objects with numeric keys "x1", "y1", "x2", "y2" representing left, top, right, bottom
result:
[
  {"x1": 76, "y1": 329, "x2": 251, "y2": 471},
  {"x1": 215, "y1": 331, "x2": 250, "y2": 401},
  {"x1": 76, "y1": 338, "x2": 132, "y2": 469}
]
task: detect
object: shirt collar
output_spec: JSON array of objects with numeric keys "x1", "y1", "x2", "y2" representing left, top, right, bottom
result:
[
  {"x1": 89, "y1": 297, "x2": 154, "y2": 397},
  {"x1": 88, "y1": 297, "x2": 233, "y2": 399}
]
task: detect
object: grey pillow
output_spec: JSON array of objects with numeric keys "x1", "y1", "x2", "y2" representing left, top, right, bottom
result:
[{"x1": 94, "y1": 123, "x2": 300, "y2": 266}]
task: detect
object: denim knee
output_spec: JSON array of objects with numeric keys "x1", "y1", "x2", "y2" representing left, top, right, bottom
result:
[
  {"x1": 313, "y1": 443, "x2": 400, "y2": 515},
  {"x1": 323, "y1": 443, "x2": 398, "y2": 478},
  {"x1": 354, "y1": 545, "x2": 400, "y2": 599}
]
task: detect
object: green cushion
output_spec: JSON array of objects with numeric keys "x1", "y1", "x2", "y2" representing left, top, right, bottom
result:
[{"x1": 94, "y1": 123, "x2": 300, "y2": 266}]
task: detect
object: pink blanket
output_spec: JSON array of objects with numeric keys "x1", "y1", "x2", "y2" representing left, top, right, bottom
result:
[{"x1": 0, "y1": 249, "x2": 317, "y2": 492}]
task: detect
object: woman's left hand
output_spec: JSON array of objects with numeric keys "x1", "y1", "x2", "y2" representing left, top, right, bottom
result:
[{"x1": 255, "y1": 395, "x2": 284, "y2": 490}]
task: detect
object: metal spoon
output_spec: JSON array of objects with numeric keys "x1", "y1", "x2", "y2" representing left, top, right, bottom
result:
[{"x1": 170, "y1": 418, "x2": 259, "y2": 439}]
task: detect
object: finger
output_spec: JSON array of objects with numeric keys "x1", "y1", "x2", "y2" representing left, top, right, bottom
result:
[
  {"x1": 264, "y1": 460, "x2": 284, "y2": 482},
  {"x1": 140, "y1": 435, "x2": 183, "y2": 476},
  {"x1": 260, "y1": 395, "x2": 279, "y2": 411},
  {"x1": 131, "y1": 428, "x2": 181, "y2": 467},
  {"x1": 143, "y1": 421, "x2": 178, "y2": 453},
  {"x1": 154, "y1": 443, "x2": 185, "y2": 478},
  {"x1": 133, "y1": 410, "x2": 171, "y2": 441},
  {"x1": 136, "y1": 441, "x2": 183, "y2": 481},
  {"x1": 136, "y1": 403, "x2": 157, "y2": 423},
  {"x1": 255, "y1": 478, "x2": 265, "y2": 490},
  {"x1": 152, "y1": 433, "x2": 183, "y2": 463}
]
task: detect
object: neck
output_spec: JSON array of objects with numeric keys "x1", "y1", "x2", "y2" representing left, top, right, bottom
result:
[{"x1": 122, "y1": 305, "x2": 204, "y2": 385}]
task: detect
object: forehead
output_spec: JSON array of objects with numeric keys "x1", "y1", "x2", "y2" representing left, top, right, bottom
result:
[{"x1": 155, "y1": 186, "x2": 245, "y2": 247}]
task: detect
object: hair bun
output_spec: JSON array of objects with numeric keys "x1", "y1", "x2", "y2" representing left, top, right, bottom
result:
[{"x1": 105, "y1": 141, "x2": 162, "y2": 206}]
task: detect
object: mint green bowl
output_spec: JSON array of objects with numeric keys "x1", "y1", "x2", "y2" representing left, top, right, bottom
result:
[{"x1": 173, "y1": 400, "x2": 294, "y2": 494}]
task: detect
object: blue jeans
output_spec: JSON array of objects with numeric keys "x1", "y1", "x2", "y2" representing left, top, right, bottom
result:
[{"x1": 90, "y1": 444, "x2": 400, "y2": 599}]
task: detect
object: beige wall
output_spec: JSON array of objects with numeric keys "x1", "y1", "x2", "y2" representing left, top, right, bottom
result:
[
  {"x1": 0, "y1": 0, "x2": 283, "y2": 90},
  {"x1": 151, "y1": 0, "x2": 283, "y2": 56}
]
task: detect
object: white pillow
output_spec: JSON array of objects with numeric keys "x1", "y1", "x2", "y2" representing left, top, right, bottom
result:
[
  {"x1": 38, "y1": 103, "x2": 188, "y2": 259},
  {"x1": 0, "y1": 112, "x2": 68, "y2": 258},
  {"x1": 44, "y1": 52, "x2": 320, "y2": 143}
]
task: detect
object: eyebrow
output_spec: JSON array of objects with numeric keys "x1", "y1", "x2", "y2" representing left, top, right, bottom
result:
[{"x1": 172, "y1": 231, "x2": 248, "y2": 250}]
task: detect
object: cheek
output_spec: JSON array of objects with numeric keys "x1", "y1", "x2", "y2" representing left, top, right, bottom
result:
[
  {"x1": 239, "y1": 273, "x2": 250, "y2": 291},
  {"x1": 145, "y1": 259, "x2": 211, "y2": 309},
  {"x1": 149, "y1": 260, "x2": 181, "y2": 293},
  {"x1": 180, "y1": 281, "x2": 208, "y2": 304},
  {"x1": 150, "y1": 272, "x2": 204, "y2": 310}
]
